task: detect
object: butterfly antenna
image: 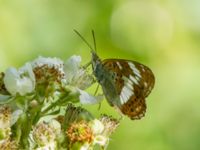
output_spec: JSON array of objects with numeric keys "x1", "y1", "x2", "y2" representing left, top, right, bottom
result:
[
  {"x1": 92, "y1": 30, "x2": 97, "y2": 52},
  {"x1": 74, "y1": 29, "x2": 94, "y2": 51}
]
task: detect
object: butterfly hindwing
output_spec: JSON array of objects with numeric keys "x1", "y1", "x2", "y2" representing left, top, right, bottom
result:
[{"x1": 102, "y1": 59, "x2": 155, "y2": 119}]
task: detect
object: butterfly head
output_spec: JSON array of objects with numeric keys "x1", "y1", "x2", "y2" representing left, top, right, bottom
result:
[
  {"x1": 91, "y1": 50, "x2": 101, "y2": 70},
  {"x1": 91, "y1": 50, "x2": 106, "y2": 84}
]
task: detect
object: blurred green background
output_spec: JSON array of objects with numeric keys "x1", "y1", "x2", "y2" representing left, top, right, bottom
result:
[{"x1": 0, "y1": 0, "x2": 200, "y2": 149}]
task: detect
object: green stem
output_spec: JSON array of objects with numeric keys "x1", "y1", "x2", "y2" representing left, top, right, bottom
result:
[
  {"x1": 19, "y1": 113, "x2": 32, "y2": 149},
  {"x1": 19, "y1": 106, "x2": 37, "y2": 148},
  {"x1": 41, "y1": 92, "x2": 73, "y2": 115},
  {"x1": 41, "y1": 101, "x2": 58, "y2": 115}
]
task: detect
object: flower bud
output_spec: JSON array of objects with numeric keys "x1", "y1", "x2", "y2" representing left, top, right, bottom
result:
[
  {"x1": 0, "y1": 72, "x2": 9, "y2": 95},
  {"x1": 64, "y1": 104, "x2": 94, "y2": 128},
  {"x1": 29, "y1": 100, "x2": 39, "y2": 108}
]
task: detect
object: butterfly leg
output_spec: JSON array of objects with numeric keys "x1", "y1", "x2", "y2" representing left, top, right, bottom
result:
[
  {"x1": 98, "y1": 102, "x2": 101, "y2": 111},
  {"x1": 82, "y1": 61, "x2": 91, "y2": 69},
  {"x1": 94, "y1": 84, "x2": 100, "y2": 96},
  {"x1": 93, "y1": 84, "x2": 102, "y2": 110}
]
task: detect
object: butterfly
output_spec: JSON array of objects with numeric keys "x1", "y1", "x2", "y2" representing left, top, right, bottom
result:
[{"x1": 74, "y1": 30, "x2": 155, "y2": 120}]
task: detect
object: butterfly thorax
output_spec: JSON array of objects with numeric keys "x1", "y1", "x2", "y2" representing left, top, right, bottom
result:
[
  {"x1": 91, "y1": 51, "x2": 102, "y2": 80},
  {"x1": 91, "y1": 51, "x2": 119, "y2": 106}
]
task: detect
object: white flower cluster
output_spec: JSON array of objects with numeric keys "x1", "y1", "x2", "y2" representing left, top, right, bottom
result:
[
  {"x1": 65, "y1": 106, "x2": 119, "y2": 150},
  {"x1": 29, "y1": 112, "x2": 119, "y2": 150},
  {"x1": 1, "y1": 55, "x2": 103, "y2": 105},
  {"x1": 30, "y1": 120, "x2": 61, "y2": 150},
  {"x1": 0, "y1": 55, "x2": 119, "y2": 150}
]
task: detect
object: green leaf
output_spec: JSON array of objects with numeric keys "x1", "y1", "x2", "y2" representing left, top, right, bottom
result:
[
  {"x1": 0, "y1": 94, "x2": 12, "y2": 104},
  {"x1": 44, "y1": 108, "x2": 61, "y2": 116}
]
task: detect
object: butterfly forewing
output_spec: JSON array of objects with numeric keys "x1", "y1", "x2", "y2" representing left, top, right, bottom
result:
[{"x1": 102, "y1": 59, "x2": 155, "y2": 119}]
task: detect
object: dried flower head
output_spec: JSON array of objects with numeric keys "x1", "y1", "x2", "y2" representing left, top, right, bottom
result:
[
  {"x1": 32, "y1": 56, "x2": 65, "y2": 85},
  {"x1": 64, "y1": 104, "x2": 94, "y2": 127}
]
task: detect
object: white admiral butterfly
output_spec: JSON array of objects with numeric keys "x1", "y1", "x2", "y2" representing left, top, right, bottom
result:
[{"x1": 74, "y1": 30, "x2": 155, "y2": 120}]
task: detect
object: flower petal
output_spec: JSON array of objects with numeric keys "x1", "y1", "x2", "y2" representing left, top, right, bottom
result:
[
  {"x1": 10, "y1": 109, "x2": 23, "y2": 126},
  {"x1": 3, "y1": 64, "x2": 35, "y2": 96},
  {"x1": 31, "y1": 56, "x2": 64, "y2": 69},
  {"x1": 4, "y1": 68, "x2": 20, "y2": 96},
  {"x1": 64, "y1": 55, "x2": 81, "y2": 83},
  {"x1": 80, "y1": 143, "x2": 90, "y2": 150},
  {"x1": 19, "y1": 63, "x2": 35, "y2": 84},
  {"x1": 93, "y1": 135, "x2": 108, "y2": 146},
  {"x1": 90, "y1": 119, "x2": 104, "y2": 135},
  {"x1": 17, "y1": 77, "x2": 34, "y2": 95},
  {"x1": 78, "y1": 90, "x2": 104, "y2": 105}
]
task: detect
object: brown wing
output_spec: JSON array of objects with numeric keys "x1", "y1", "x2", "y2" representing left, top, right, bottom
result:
[{"x1": 102, "y1": 59, "x2": 155, "y2": 120}]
